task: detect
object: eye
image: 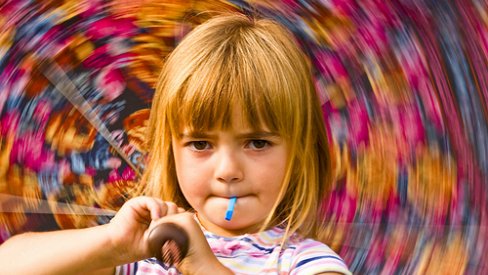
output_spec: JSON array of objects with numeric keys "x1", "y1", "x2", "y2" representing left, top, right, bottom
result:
[
  {"x1": 248, "y1": 139, "x2": 270, "y2": 150},
  {"x1": 188, "y1": 141, "x2": 211, "y2": 151}
]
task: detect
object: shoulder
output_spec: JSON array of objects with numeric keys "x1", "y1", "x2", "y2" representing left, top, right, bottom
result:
[{"x1": 288, "y1": 237, "x2": 351, "y2": 275}]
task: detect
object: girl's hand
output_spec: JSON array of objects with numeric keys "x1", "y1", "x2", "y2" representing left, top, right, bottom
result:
[
  {"x1": 153, "y1": 212, "x2": 233, "y2": 275},
  {"x1": 106, "y1": 196, "x2": 185, "y2": 264}
]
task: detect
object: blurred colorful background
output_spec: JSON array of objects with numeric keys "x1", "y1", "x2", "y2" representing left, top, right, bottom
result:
[{"x1": 1, "y1": 0, "x2": 487, "y2": 273}]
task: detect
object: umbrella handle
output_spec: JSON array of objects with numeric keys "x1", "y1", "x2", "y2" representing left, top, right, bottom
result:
[{"x1": 148, "y1": 223, "x2": 190, "y2": 265}]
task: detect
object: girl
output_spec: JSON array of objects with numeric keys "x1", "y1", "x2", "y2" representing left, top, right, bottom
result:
[{"x1": 0, "y1": 13, "x2": 351, "y2": 275}]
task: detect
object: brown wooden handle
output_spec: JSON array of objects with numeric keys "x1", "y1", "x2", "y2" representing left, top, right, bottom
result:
[{"x1": 148, "y1": 223, "x2": 189, "y2": 265}]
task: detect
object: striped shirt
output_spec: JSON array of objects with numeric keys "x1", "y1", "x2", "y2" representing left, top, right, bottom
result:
[{"x1": 116, "y1": 226, "x2": 351, "y2": 275}]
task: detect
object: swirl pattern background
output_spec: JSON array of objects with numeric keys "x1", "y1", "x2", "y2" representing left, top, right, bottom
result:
[{"x1": 0, "y1": 0, "x2": 487, "y2": 273}]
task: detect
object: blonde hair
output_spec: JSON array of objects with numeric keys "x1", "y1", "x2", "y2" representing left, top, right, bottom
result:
[{"x1": 141, "y1": 13, "x2": 332, "y2": 240}]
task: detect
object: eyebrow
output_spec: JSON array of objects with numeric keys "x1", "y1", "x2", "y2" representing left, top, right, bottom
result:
[{"x1": 178, "y1": 131, "x2": 280, "y2": 139}]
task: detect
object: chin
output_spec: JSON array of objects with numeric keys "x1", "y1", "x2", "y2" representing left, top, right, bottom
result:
[{"x1": 223, "y1": 220, "x2": 261, "y2": 234}]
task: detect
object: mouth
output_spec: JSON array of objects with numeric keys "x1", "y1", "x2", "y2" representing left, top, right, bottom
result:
[
  {"x1": 209, "y1": 194, "x2": 252, "y2": 202},
  {"x1": 213, "y1": 194, "x2": 246, "y2": 199}
]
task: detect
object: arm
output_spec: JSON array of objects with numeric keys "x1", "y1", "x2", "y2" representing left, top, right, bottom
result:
[
  {"x1": 0, "y1": 224, "x2": 116, "y2": 275},
  {"x1": 0, "y1": 196, "x2": 180, "y2": 275}
]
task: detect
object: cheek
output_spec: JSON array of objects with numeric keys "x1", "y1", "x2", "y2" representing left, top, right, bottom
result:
[
  {"x1": 253, "y1": 163, "x2": 286, "y2": 194},
  {"x1": 174, "y1": 152, "x2": 206, "y2": 183},
  {"x1": 260, "y1": 150, "x2": 288, "y2": 199},
  {"x1": 178, "y1": 176, "x2": 209, "y2": 210},
  {"x1": 173, "y1": 151, "x2": 210, "y2": 204}
]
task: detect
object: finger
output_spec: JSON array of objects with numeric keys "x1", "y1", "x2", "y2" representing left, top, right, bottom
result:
[
  {"x1": 155, "y1": 213, "x2": 201, "y2": 236},
  {"x1": 177, "y1": 207, "x2": 186, "y2": 213},
  {"x1": 165, "y1": 202, "x2": 180, "y2": 215},
  {"x1": 139, "y1": 197, "x2": 166, "y2": 220}
]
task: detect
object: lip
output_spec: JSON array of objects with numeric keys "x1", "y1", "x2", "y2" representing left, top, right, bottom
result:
[{"x1": 214, "y1": 195, "x2": 249, "y2": 199}]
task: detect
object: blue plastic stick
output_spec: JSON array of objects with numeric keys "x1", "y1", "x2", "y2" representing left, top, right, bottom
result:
[{"x1": 225, "y1": 196, "x2": 237, "y2": 221}]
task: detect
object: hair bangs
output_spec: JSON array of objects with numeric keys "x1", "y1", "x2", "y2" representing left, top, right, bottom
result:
[{"x1": 167, "y1": 38, "x2": 290, "y2": 136}]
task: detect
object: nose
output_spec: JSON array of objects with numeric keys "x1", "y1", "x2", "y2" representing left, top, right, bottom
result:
[{"x1": 214, "y1": 147, "x2": 244, "y2": 184}]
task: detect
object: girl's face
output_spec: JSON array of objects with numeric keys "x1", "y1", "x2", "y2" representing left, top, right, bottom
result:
[{"x1": 172, "y1": 110, "x2": 288, "y2": 236}]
